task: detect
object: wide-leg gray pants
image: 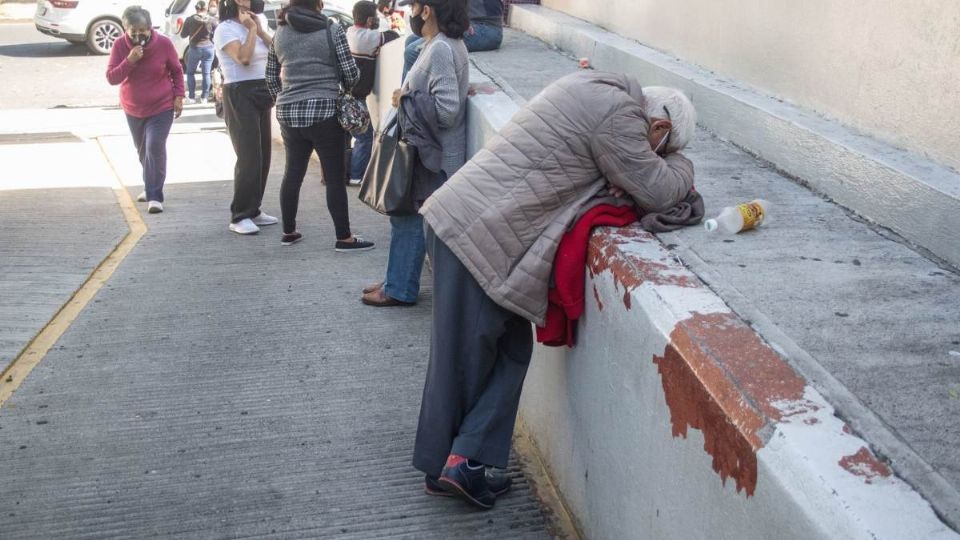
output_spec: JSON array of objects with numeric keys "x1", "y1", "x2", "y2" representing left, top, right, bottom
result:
[{"x1": 413, "y1": 225, "x2": 534, "y2": 478}]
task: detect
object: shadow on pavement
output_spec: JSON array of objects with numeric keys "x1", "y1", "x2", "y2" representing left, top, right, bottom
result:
[{"x1": 0, "y1": 41, "x2": 93, "y2": 58}]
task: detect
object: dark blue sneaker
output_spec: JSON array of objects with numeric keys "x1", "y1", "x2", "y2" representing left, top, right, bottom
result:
[
  {"x1": 437, "y1": 455, "x2": 496, "y2": 509},
  {"x1": 425, "y1": 469, "x2": 512, "y2": 498}
]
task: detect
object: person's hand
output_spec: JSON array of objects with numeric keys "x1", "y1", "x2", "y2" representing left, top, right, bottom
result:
[
  {"x1": 467, "y1": 25, "x2": 476, "y2": 36},
  {"x1": 238, "y1": 11, "x2": 256, "y2": 29},
  {"x1": 127, "y1": 45, "x2": 144, "y2": 64},
  {"x1": 607, "y1": 183, "x2": 626, "y2": 198},
  {"x1": 173, "y1": 96, "x2": 184, "y2": 119},
  {"x1": 391, "y1": 88, "x2": 401, "y2": 108}
]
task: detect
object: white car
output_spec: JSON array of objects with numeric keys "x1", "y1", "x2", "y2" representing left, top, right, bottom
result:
[{"x1": 34, "y1": 0, "x2": 169, "y2": 55}]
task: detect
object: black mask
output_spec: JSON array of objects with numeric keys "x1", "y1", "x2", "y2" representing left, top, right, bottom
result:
[
  {"x1": 132, "y1": 32, "x2": 151, "y2": 47},
  {"x1": 409, "y1": 12, "x2": 424, "y2": 37},
  {"x1": 249, "y1": 0, "x2": 264, "y2": 14}
]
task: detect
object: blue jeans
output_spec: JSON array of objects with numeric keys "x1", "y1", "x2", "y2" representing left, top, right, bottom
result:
[
  {"x1": 402, "y1": 23, "x2": 503, "y2": 80},
  {"x1": 185, "y1": 44, "x2": 215, "y2": 100},
  {"x1": 350, "y1": 123, "x2": 373, "y2": 181},
  {"x1": 383, "y1": 170, "x2": 447, "y2": 303},
  {"x1": 125, "y1": 109, "x2": 174, "y2": 203}
]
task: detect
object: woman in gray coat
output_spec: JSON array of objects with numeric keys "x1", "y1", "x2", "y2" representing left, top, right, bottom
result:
[{"x1": 361, "y1": 0, "x2": 470, "y2": 306}]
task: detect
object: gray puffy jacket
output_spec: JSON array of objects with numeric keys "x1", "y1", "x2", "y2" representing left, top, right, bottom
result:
[{"x1": 420, "y1": 71, "x2": 695, "y2": 325}]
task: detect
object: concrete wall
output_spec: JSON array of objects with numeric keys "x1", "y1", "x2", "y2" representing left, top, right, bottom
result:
[{"x1": 540, "y1": 0, "x2": 960, "y2": 173}]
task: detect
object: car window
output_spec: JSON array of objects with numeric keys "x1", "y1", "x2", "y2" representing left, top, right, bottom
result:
[{"x1": 166, "y1": 0, "x2": 192, "y2": 16}]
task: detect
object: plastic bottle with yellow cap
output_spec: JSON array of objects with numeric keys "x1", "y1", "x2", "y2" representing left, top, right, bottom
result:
[{"x1": 703, "y1": 199, "x2": 771, "y2": 234}]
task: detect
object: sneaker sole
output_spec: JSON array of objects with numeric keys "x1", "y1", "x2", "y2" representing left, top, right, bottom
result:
[
  {"x1": 281, "y1": 237, "x2": 302, "y2": 246},
  {"x1": 253, "y1": 220, "x2": 278, "y2": 226},
  {"x1": 334, "y1": 245, "x2": 375, "y2": 253},
  {"x1": 147, "y1": 207, "x2": 163, "y2": 214},
  {"x1": 425, "y1": 484, "x2": 509, "y2": 498},
  {"x1": 436, "y1": 477, "x2": 494, "y2": 509},
  {"x1": 229, "y1": 227, "x2": 259, "y2": 235}
]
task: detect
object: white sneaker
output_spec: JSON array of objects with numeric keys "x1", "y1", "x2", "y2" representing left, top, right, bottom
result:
[
  {"x1": 229, "y1": 218, "x2": 260, "y2": 235},
  {"x1": 252, "y1": 212, "x2": 278, "y2": 226},
  {"x1": 348, "y1": 178, "x2": 363, "y2": 187},
  {"x1": 136, "y1": 191, "x2": 146, "y2": 202},
  {"x1": 147, "y1": 201, "x2": 163, "y2": 214}
]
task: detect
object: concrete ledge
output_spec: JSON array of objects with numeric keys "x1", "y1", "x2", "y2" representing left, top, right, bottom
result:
[
  {"x1": 521, "y1": 228, "x2": 954, "y2": 538},
  {"x1": 460, "y1": 30, "x2": 956, "y2": 540},
  {"x1": 509, "y1": 5, "x2": 960, "y2": 270}
]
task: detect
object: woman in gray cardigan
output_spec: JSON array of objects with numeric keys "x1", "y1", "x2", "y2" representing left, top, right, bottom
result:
[{"x1": 361, "y1": 0, "x2": 469, "y2": 306}]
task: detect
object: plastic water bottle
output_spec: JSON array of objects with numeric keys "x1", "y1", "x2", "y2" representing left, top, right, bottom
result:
[{"x1": 704, "y1": 199, "x2": 771, "y2": 234}]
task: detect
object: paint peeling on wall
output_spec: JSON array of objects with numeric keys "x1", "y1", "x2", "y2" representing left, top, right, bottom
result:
[
  {"x1": 592, "y1": 285, "x2": 604, "y2": 312},
  {"x1": 839, "y1": 447, "x2": 892, "y2": 484},
  {"x1": 588, "y1": 229, "x2": 697, "y2": 291},
  {"x1": 652, "y1": 312, "x2": 812, "y2": 496}
]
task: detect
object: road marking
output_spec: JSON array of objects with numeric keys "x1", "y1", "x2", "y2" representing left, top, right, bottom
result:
[{"x1": 0, "y1": 138, "x2": 146, "y2": 407}]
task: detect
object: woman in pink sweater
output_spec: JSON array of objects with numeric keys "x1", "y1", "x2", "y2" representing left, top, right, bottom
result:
[{"x1": 106, "y1": 6, "x2": 185, "y2": 214}]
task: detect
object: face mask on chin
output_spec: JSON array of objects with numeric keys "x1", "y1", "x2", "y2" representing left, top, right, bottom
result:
[{"x1": 132, "y1": 32, "x2": 151, "y2": 47}]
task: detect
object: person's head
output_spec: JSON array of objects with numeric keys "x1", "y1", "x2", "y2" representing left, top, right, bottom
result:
[
  {"x1": 353, "y1": 0, "x2": 378, "y2": 29},
  {"x1": 194, "y1": 0, "x2": 206, "y2": 12},
  {"x1": 277, "y1": 0, "x2": 322, "y2": 25},
  {"x1": 122, "y1": 6, "x2": 153, "y2": 46},
  {"x1": 207, "y1": 0, "x2": 217, "y2": 14},
  {"x1": 376, "y1": 0, "x2": 393, "y2": 16},
  {"x1": 400, "y1": 0, "x2": 469, "y2": 39},
  {"x1": 218, "y1": 0, "x2": 264, "y2": 21},
  {"x1": 641, "y1": 86, "x2": 696, "y2": 155}
]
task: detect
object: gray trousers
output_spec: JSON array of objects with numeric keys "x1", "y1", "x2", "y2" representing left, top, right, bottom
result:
[{"x1": 413, "y1": 226, "x2": 533, "y2": 478}]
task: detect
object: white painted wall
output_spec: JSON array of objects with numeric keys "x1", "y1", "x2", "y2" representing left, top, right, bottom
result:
[{"x1": 540, "y1": 0, "x2": 960, "y2": 173}]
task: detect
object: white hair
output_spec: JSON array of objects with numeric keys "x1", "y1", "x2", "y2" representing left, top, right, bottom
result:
[{"x1": 641, "y1": 86, "x2": 696, "y2": 154}]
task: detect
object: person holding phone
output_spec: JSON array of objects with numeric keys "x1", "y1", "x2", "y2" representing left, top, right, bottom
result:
[
  {"x1": 106, "y1": 6, "x2": 185, "y2": 214},
  {"x1": 214, "y1": 0, "x2": 279, "y2": 235}
]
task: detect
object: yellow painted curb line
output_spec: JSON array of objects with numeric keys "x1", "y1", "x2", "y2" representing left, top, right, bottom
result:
[{"x1": 0, "y1": 139, "x2": 146, "y2": 408}]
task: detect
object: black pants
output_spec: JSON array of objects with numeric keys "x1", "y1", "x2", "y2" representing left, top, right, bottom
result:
[
  {"x1": 222, "y1": 79, "x2": 272, "y2": 223},
  {"x1": 125, "y1": 109, "x2": 173, "y2": 203},
  {"x1": 413, "y1": 225, "x2": 534, "y2": 478},
  {"x1": 278, "y1": 116, "x2": 351, "y2": 239}
]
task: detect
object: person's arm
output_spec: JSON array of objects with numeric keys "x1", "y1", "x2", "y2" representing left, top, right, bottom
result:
[
  {"x1": 166, "y1": 40, "x2": 186, "y2": 117},
  {"x1": 179, "y1": 16, "x2": 195, "y2": 39},
  {"x1": 106, "y1": 40, "x2": 138, "y2": 85},
  {"x1": 221, "y1": 15, "x2": 259, "y2": 65},
  {"x1": 590, "y1": 106, "x2": 695, "y2": 213},
  {"x1": 255, "y1": 13, "x2": 272, "y2": 47},
  {"x1": 333, "y1": 24, "x2": 359, "y2": 89},
  {"x1": 425, "y1": 42, "x2": 461, "y2": 129},
  {"x1": 265, "y1": 44, "x2": 282, "y2": 100}
]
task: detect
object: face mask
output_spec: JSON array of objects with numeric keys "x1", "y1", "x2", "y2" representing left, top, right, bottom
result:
[
  {"x1": 368, "y1": 16, "x2": 380, "y2": 30},
  {"x1": 409, "y1": 11, "x2": 424, "y2": 36},
  {"x1": 132, "y1": 32, "x2": 151, "y2": 47},
  {"x1": 249, "y1": 0, "x2": 264, "y2": 14}
]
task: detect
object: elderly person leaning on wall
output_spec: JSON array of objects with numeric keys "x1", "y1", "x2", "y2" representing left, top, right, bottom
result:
[
  {"x1": 412, "y1": 71, "x2": 696, "y2": 509},
  {"x1": 106, "y1": 6, "x2": 185, "y2": 214}
]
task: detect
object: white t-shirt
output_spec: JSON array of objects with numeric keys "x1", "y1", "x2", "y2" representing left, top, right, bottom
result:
[{"x1": 213, "y1": 17, "x2": 269, "y2": 84}]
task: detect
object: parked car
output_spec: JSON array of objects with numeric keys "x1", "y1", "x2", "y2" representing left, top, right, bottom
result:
[{"x1": 34, "y1": 0, "x2": 168, "y2": 54}]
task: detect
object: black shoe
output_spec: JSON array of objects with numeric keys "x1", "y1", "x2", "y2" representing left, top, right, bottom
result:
[
  {"x1": 281, "y1": 232, "x2": 302, "y2": 246},
  {"x1": 335, "y1": 236, "x2": 374, "y2": 252},
  {"x1": 437, "y1": 458, "x2": 495, "y2": 509},
  {"x1": 426, "y1": 469, "x2": 512, "y2": 498}
]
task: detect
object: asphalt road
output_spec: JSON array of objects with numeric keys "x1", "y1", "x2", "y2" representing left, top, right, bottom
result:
[{"x1": 0, "y1": 22, "x2": 119, "y2": 109}]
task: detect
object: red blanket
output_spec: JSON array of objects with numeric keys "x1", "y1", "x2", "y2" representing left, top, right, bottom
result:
[{"x1": 536, "y1": 204, "x2": 639, "y2": 347}]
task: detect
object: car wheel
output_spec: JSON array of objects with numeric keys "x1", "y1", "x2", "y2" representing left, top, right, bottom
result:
[{"x1": 87, "y1": 19, "x2": 123, "y2": 55}]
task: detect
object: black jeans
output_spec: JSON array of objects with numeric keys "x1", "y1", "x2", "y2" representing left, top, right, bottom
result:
[
  {"x1": 278, "y1": 116, "x2": 351, "y2": 239},
  {"x1": 412, "y1": 225, "x2": 534, "y2": 477},
  {"x1": 222, "y1": 79, "x2": 272, "y2": 223}
]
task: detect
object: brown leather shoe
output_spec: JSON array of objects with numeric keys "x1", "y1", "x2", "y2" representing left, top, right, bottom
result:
[
  {"x1": 361, "y1": 288, "x2": 415, "y2": 307},
  {"x1": 362, "y1": 280, "x2": 384, "y2": 294}
]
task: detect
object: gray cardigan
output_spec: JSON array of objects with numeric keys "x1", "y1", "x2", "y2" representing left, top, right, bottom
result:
[{"x1": 400, "y1": 32, "x2": 469, "y2": 177}]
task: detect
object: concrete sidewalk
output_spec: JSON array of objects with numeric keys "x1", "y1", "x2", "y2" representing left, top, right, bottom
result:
[
  {"x1": 472, "y1": 27, "x2": 960, "y2": 532},
  {"x1": 0, "y1": 106, "x2": 555, "y2": 537}
]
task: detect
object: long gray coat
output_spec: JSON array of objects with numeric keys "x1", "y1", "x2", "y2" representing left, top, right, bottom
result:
[{"x1": 420, "y1": 71, "x2": 695, "y2": 326}]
